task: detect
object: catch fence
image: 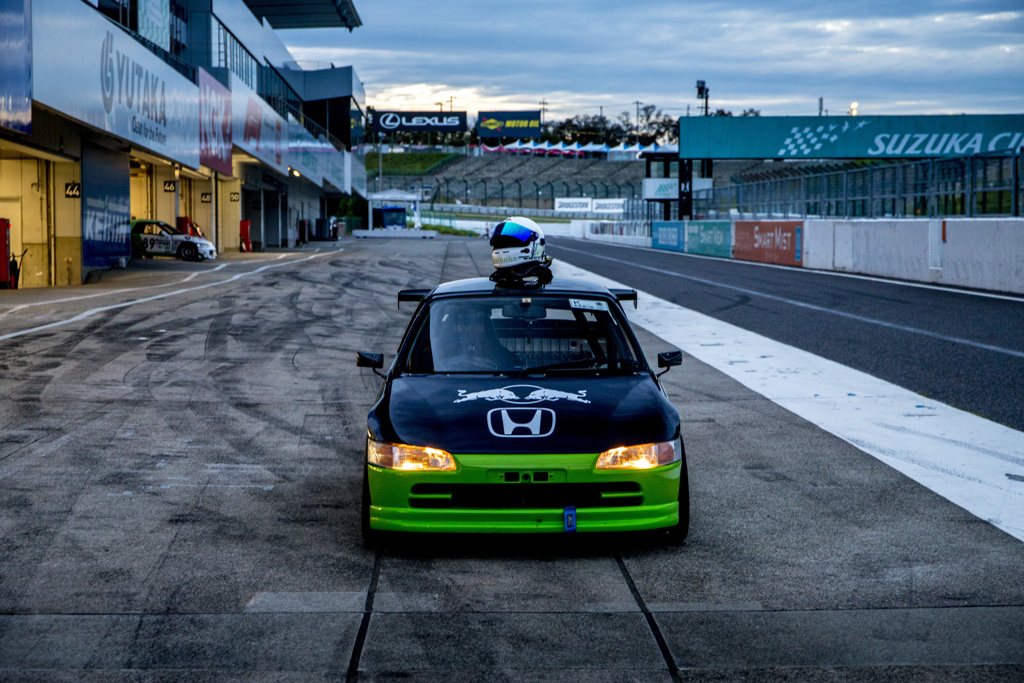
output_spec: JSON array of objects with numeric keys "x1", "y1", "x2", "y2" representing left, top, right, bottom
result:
[{"x1": 694, "y1": 152, "x2": 1023, "y2": 220}]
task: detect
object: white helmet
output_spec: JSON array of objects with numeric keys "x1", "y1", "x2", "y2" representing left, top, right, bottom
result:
[{"x1": 490, "y1": 217, "x2": 547, "y2": 269}]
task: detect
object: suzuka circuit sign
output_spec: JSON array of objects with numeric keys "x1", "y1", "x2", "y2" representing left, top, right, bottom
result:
[
  {"x1": 679, "y1": 114, "x2": 1024, "y2": 160},
  {"x1": 373, "y1": 111, "x2": 467, "y2": 135}
]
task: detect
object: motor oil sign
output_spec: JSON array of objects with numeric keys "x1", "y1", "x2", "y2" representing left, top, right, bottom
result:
[{"x1": 734, "y1": 221, "x2": 802, "y2": 266}]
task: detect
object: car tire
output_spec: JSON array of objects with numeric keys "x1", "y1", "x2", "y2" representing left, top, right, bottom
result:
[
  {"x1": 665, "y1": 457, "x2": 690, "y2": 544},
  {"x1": 178, "y1": 243, "x2": 198, "y2": 261},
  {"x1": 361, "y1": 465, "x2": 382, "y2": 549}
]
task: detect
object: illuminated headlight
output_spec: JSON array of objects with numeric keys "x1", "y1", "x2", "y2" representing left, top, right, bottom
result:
[
  {"x1": 367, "y1": 437, "x2": 456, "y2": 471},
  {"x1": 595, "y1": 438, "x2": 681, "y2": 469}
]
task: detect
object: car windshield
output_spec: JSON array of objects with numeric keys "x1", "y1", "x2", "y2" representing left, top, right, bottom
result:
[
  {"x1": 402, "y1": 295, "x2": 641, "y2": 374},
  {"x1": 134, "y1": 222, "x2": 181, "y2": 236}
]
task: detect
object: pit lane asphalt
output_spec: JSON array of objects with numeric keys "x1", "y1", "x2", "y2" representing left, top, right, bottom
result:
[{"x1": 0, "y1": 238, "x2": 1021, "y2": 681}]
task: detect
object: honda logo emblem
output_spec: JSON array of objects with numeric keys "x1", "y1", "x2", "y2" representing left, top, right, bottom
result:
[{"x1": 487, "y1": 408, "x2": 556, "y2": 438}]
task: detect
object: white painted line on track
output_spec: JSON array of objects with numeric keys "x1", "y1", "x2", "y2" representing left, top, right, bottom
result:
[
  {"x1": 553, "y1": 260, "x2": 1024, "y2": 543},
  {"x1": 0, "y1": 249, "x2": 344, "y2": 342},
  {"x1": 552, "y1": 239, "x2": 1024, "y2": 303},
  {"x1": 0, "y1": 272, "x2": 203, "y2": 318},
  {"x1": 553, "y1": 244, "x2": 1024, "y2": 360}
]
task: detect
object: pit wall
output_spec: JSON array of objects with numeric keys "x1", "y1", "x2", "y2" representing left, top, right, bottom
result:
[
  {"x1": 447, "y1": 215, "x2": 1024, "y2": 295},
  {"x1": 646, "y1": 218, "x2": 1024, "y2": 295}
]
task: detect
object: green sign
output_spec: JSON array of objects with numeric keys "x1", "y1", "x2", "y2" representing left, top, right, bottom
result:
[
  {"x1": 679, "y1": 114, "x2": 1024, "y2": 159},
  {"x1": 685, "y1": 221, "x2": 731, "y2": 258}
]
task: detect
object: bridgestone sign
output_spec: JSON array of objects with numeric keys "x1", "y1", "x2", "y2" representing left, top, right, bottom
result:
[
  {"x1": 554, "y1": 198, "x2": 628, "y2": 213},
  {"x1": 555, "y1": 198, "x2": 592, "y2": 212},
  {"x1": 373, "y1": 111, "x2": 467, "y2": 134}
]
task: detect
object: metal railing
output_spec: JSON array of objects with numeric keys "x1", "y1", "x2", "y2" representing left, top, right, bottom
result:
[{"x1": 694, "y1": 152, "x2": 1023, "y2": 219}]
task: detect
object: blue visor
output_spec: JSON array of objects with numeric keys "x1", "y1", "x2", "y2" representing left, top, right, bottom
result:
[{"x1": 491, "y1": 222, "x2": 535, "y2": 247}]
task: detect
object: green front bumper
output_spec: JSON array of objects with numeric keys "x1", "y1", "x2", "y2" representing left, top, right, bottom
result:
[{"x1": 367, "y1": 452, "x2": 682, "y2": 534}]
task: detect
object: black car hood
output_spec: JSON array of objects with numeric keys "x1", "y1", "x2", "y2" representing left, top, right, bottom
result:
[{"x1": 370, "y1": 374, "x2": 678, "y2": 454}]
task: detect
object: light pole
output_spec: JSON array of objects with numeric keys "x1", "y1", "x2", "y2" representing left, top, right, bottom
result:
[
  {"x1": 633, "y1": 100, "x2": 643, "y2": 145},
  {"x1": 696, "y1": 80, "x2": 709, "y2": 116},
  {"x1": 377, "y1": 131, "x2": 385, "y2": 191}
]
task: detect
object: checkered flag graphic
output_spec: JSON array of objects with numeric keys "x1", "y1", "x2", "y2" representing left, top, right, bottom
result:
[{"x1": 777, "y1": 123, "x2": 851, "y2": 157}]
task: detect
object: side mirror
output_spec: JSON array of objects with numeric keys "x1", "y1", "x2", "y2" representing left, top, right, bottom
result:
[
  {"x1": 357, "y1": 352, "x2": 385, "y2": 377},
  {"x1": 657, "y1": 350, "x2": 682, "y2": 377}
]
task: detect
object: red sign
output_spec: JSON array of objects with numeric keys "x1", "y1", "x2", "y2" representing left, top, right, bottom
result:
[
  {"x1": 198, "y1": 69, "x2": 232, "y2": 175},
  {"x1": 734, "y1": 221, "x2": 803, "y2": 266}
]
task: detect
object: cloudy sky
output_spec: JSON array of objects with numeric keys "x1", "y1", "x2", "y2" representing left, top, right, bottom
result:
[{"x1": 281, "y1": 0, "x2": 1023, "y2": 121}]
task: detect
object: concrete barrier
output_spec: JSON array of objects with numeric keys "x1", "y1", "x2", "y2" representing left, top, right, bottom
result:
[
  {"x1": 578, "y1": 220, "x2": 651, "y2": 248},
  {"x1": 804, "y1": 218, "x2": 1024, "y2": 293}
]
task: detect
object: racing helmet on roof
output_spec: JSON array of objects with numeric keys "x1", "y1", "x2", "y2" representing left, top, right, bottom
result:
[{"x1": 489, "y1": 217, "x2": 548, "y2": 270}]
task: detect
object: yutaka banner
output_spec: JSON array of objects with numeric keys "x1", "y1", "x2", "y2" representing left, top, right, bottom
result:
[
  {"x1": 198, "y1": 69, "x2": 232, "y2": 175},
  {"x1": 31, "y1": 0, "x2": 199, "y2": 167},
  {"x1": 0, "y1": 0, "x2": 32, "y2": 134},
  {"x1": 373, "y1": 110, "x2": 467, "y2": 135},
  {"x1": 679, "y1": 114, "x2": 1024, "y2": 160},
  {"x1": 477, "y1": 111, "x2": 541, "y2": 139}
]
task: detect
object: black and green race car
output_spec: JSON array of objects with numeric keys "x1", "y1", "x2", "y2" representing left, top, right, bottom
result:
[{"x1": 356, "y1": 276, "x2": 688, "y2": 544}]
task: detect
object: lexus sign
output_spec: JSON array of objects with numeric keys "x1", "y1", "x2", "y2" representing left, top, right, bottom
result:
[{"x1": 373, "y1": 110, "x2": 467, "y2": 134}]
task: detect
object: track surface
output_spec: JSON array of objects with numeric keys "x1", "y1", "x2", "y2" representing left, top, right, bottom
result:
[
  {"x1": 0, "y1": 240, "x2": 1021, "y2": 681},
  {"x1": 549, "y1": 237, "x2": 1024, "y2": 432}
]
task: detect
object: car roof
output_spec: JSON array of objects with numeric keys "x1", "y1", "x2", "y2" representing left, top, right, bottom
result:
[{"x1": 430, "y1": 277, "x2": 616, "y2": 299}]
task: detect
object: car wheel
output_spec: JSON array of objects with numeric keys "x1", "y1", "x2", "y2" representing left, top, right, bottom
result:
[
  {"x1": 665, "y1": 457, "x2": 690, "y2": 544},
  {"x1": 178, "y1": 243, "x2": 198, "y2": 261},
  {"x1": 362, "y1": 465, "x2": 382, "y2": 548}
]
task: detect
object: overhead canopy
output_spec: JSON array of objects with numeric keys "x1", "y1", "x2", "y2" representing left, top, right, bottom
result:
[{"x1": 242, "y1": 0, "x2": 362, "y2": 30}]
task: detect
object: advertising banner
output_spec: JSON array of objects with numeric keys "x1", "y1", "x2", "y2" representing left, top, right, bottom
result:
[
  {"x1": 686, "y1": 221, "x2": 732, "y2": 258},
  {"x1": 643, "y1": 178, "x2": 677, "y2": 200},
  {"x1": 477, "y1": 111, "x2": 541, "y2": 139},
  {"x1": 81, "y1": 142, "x2": 131, "y2": 267},
  {"x1": 1, "y1": 0, "x2": 32, "y2": 134},
  {"x1": 373, "y1": 110, "x2": 467, "y2": 135},
  {"x1": 555, "y1": 197, "x2": 592, "y2": 212},
  {"x1": 679, "y1": 114, "x2": 1024, "y2": 160},
  {"x1": 31, "y1": 0, "x2": 198, "y2": 167},
  {"x1": 230, "y1": 73, "x2": 287, "y2": 176},
  {"x1": 199, "y1": 69, "x2": 232, "y2": 175},
  {"x1": 734, "y1": 220, "x2": 802, "y2": 266},
  {"x1": 593, "y1": 198, "x2": 626, "y2": 213},
  {"x1": 652, "y1": 221, "x2": 685, "y2": 252}
]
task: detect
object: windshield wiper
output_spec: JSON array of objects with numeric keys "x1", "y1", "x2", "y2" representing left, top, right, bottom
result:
[{"x1": 517, "y1": 357, "x2": 641, "y2": 375}]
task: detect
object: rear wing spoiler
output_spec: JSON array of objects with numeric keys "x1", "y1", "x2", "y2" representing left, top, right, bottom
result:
[
  {"x1": 398, "y1": 287, "x2": 637, "y2": 308},
  {"x1": 610, "y1": 288, "x2": 638, "y2": 308}
]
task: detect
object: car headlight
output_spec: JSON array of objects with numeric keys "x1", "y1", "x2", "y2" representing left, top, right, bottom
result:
[
  {"x1": 595, "y1": 438, "x2": 681, "y2": 469},
  {"x1": 367, "y1": 437, "x2": 456, "y2": 471}
]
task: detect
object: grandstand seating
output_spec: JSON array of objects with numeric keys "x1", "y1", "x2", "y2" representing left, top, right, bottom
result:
[{"x1": 372, "y1": 155, "x2": 647, "y2": 207}]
